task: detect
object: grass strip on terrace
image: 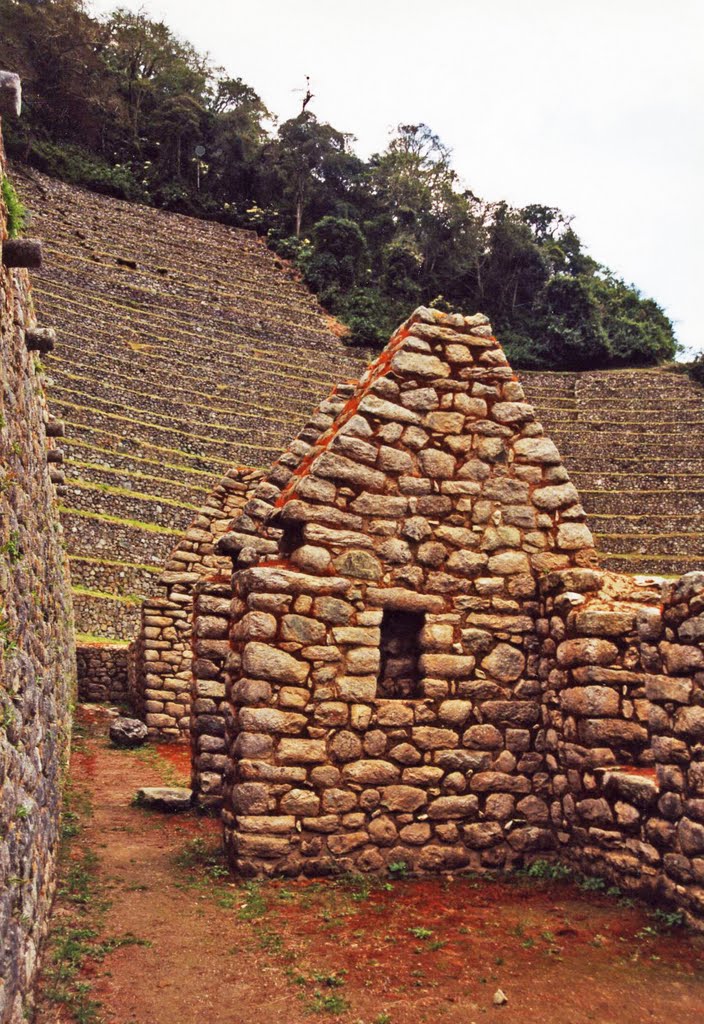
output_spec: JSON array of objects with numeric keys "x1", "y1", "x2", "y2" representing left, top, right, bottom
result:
[
  {"x1": 36, "y1": 294, "x2": 349, "y2": 393},
  {"x1": 74, "y1": 632, "x2": 130, "y2": 646},
  {"x1": 42, "y1": 244, "x2": 326, "y2": 323},
  {"x1": 64, "y1": 477, "x2": 201, "y2": 512},
  {"x1": 69, "y1": 554, "x2": 163, "y2": 574},
  {"x1": 68, "y1": 459, "x2": 213, "y2": 495},
  {"x1": 60, "y1": 421, "x2": 238, "y2": 469},
  {"x1": 58, "y1": 505, "x2": 185, "y2": 536},
  {"x1": 41, "y1": 306, "x2": 341, "y2": 401},
  {"x1": 54, "y1": 400, "x2": 281, "y2": 456},
  {"x1": 51, "y1": 362, "x2": 340, "y2": 423},
  {"x1": 51, "y1": 384, "x2": 298, "y2": 446},
  {"x1": 72, "y1": 584, "x2": 142, "y2": 605}
]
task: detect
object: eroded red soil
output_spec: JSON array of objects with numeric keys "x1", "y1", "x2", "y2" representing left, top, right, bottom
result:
[{"x1": 34, "y1": 707, "x2": 704, "y2": 1024}]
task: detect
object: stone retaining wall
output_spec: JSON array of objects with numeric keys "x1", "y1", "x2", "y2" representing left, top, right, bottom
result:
[
  {"x1": 0, "y1": 88, "x2": 76, "y2": 1024},
  {"x1": 76, "y1": 642, "x2": 129, "y2": 703}
]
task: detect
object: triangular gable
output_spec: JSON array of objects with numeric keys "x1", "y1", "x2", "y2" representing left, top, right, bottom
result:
[{"x1": 264, "y1": 306, "x2": 597, "y2": 586}]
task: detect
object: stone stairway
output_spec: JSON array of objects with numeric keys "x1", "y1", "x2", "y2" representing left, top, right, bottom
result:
[{"x1": 521, "y1": 368, "x2": 704, "y2": 575}]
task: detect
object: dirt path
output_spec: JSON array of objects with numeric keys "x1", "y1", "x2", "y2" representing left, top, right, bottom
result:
[{"x1": 35, "y1": 707, "x2": 704, "y2": 1024}]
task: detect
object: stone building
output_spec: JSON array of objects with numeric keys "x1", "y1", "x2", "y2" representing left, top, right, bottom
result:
[
  {"x1": 189, "y1": 306, "x2": 704, "y2": 930},
  {"x1": 209, "y1": 306, "x2": 595, "y2": 870}
]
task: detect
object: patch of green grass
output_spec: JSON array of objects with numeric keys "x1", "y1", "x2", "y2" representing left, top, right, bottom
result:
[
  {"x1": 44, "y1": 776, "x2": 150, "y2": 1023},
  {"x1": 2, "y1": 176, "x2": 26, "y2": 239},
  {"x1": 388, "y1": 860, "x2": 409, "y2": 878},
  {"x1": 308, "y1": 991, "x2": 350, "y2": 1015},
  {"x1": 0, "y1": 530, "x2": 22, "y2": 564},
  {"x1": 522, "y1": 859, "x2": 573, "y2": 881},
  {"x1": 71, "y1": 584, "x2": 143, "y2": 606},
  {"x1": 238, "y1": 881, "x2": 268, "y2": 921},
  {"x1": 408, "y1": 926, "x2": 433, "y2": 940}
]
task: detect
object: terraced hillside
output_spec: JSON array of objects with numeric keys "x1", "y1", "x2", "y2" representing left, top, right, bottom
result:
[
  {"x1": 521, "y1": 369, "x2": 704, "y2": 576},
  {"x1": 15, "y1": 168, "x2": 366, "y2": 639},
  {"x1": 14, "y1": 169, "x2": 704, "y2": 639}
]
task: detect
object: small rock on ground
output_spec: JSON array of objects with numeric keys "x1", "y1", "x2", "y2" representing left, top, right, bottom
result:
[
  {"x1": 135, "y1": 787, "x2": 193, "y2": 812},
  {"x1": 110, "y1": 717, "x2": 148, "y2": 747}
]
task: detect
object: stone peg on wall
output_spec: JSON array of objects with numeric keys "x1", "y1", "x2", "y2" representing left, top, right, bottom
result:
[
  {"x1": 0, "y1": 71, "x2": 21, "y2": 117},
  {"x1": 46, "y1": 417, "x2": 65, "y2": 437},
  {"x1": 47, "y1": 447, "x2": 64, "y2": 464},
  {"x1": 49, "y1": 468, "x2": 65, "y2": 485},
  {"x1": 26, "y1": 327, "x2": 56, "y2": 353},
  {"x1": 2, "y1": 239, "x2": 43, "y2": 270}
]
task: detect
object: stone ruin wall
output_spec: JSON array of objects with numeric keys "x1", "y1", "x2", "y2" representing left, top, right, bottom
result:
[
  {"x1": 128, "y1": 465, "x2": 266, "y2": 738},
  {"x1": 76, "y1": 642, "x2": 129, "y2": 704},
  {"x1": 543, "y1": 567, "x2": 704, "y2": 923},
  {"x1": 213, "y1": 307, "x2": 598, "y2": 873},
  {"x1": 193, "y1": 306, "x2": 704, "y2": 929},
  {"x1": 0, "y1": 78, "x2": 76, "y2": 1024},
  {"x1": 191, "y1": 385, "x2": 359, "y2": 807}
]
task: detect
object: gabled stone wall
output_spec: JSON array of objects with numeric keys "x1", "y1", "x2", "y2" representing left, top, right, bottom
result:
[
  {"x1": 0, "y1": 82, "x2": 76, "y2": 1024},
  {"x1": 202, "y1": 306, "x2": 704, "y2": 928},
  {"x1": 214, "y1": 307, "x2": 598, "y2": 876}
]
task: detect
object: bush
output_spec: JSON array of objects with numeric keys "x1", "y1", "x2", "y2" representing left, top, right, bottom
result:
[
  {"x1": 686, "y1": 354, "x2": 704, "y2": 387},
  {"x1": 1, "y1": 176, "x2": 26, "y2": 238},
  {"x1": 28, "y1": 141, "x2": 146, "y2": 201}
]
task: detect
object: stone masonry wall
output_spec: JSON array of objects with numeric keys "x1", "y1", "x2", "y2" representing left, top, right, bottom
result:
[
  {"x1": 542, "y1": 567, "x2": 704, "y2": 928},
  {"x1": 0, "y1": 88, "x2": 76, "y2": 1024},
  {"x1": 130, "y1": 466, "x2": 265, "y2": 740},
  {"x1": 214, "y1": 307, "x2": 598, "y2": 877},
  {"x1": 76, "y1": 642, "x2": 129, "y2": 703},
  {"x1": 191, "y1": 386, "x2": 357, "y2": 807}
]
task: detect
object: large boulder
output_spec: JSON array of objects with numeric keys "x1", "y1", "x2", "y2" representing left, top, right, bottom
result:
[{"x1": 109, "y1": 716, "x2": 148, "y2": 748}]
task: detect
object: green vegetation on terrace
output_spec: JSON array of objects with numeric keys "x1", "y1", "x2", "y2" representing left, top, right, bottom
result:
[
  {"x1": 58, "y1": 505, "x2": 185, "y2": 537},
  {"x1": 75, "y1": 633, "x2": 130, "y2": 646},
  {"x1": 0, "y1": 0, "x2": 678, "y2": 369},
  {"x1": 72, "y1": 584, "x2": 142, "y2": 605},
  {"x1": 69, "y1": 555, "x2": 162, "y2": 575},
  {"x1": 1, "y1": 174, "x2": 26, "y2": 238}
]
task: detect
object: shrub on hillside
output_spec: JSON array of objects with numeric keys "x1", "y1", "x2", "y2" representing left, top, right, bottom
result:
[{"x1": 28, "y1": 142, "x2": 146, "y2": 202}]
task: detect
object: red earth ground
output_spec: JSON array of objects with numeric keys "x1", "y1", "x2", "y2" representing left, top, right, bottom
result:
[{"x1": 34, "y1": 707, "x2": 704, "y2": 1024}]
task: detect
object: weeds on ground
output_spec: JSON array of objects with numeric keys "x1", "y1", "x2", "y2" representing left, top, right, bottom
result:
[{"x1": 42, "y1": 777, "x2": 151, "y2": 1023}]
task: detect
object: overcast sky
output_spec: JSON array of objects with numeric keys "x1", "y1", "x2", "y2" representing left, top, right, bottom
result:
[{"x1": 90, "y1": 0, "x2": 702, "y2": 355}]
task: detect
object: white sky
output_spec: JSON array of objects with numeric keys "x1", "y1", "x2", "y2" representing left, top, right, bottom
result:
[{"x1": 89, "y1": 0, "x2": 703, "y2": 356}]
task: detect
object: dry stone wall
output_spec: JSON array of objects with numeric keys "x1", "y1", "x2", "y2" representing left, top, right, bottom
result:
[
  {"x1": 521, "y1": 370, "x2": 704, "y2": 575},
  {"x1": 542, "y1": 567, "x2": 704, "y2": 927},
  {"x1": 196, "y1": 307, "x2": 704, "y2": 928},
  {"x1": 0, "y1": 89, "x2": 76, "y2": 1024},
  {"x1": 191, "y1": 387, "x2": 353, "y2": 806},
  {"x1": 76, "y1": 642, "x2": 128, "y2": 703},
  {"x1": 212, "y1": 307, "x2": 599, "y2": 876},
  {"x1": 130, "y1": 466, "x2": 265, "y2": 740}
]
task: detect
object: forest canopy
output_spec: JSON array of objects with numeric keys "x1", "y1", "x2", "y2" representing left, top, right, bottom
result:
[{"x1": 0, "y1": 0, "x2": 678, "y2": 366}]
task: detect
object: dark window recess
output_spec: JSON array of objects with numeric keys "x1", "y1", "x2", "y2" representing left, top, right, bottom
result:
[
  {"x1": 377, "y1": 610, "x2": 424, "y2": 699},
  {"x1": 279, "y1": 520, "x2": 304, "y2": 558}
]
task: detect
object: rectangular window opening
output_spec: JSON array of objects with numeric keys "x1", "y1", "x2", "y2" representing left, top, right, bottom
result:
[{"x1": 377, "y1": 609, "x2": 424, "y2": 699}]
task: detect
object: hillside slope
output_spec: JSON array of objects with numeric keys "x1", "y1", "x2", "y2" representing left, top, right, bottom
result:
[{"x1": 15, "y1": 168, "x2": 365, "y2": 638}]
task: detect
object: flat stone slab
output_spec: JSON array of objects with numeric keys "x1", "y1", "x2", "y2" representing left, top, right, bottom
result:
[
  {"x1": 110, "y1": 716, "x2": 148, "y2": 748},
  {"x1": 135, "y1": 787, "x2": 192, "y2": 812}
]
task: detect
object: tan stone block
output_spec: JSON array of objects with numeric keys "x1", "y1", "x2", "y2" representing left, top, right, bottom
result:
[{"x1": 277, "y1": 739, "x2": 327, "y2": 764}]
